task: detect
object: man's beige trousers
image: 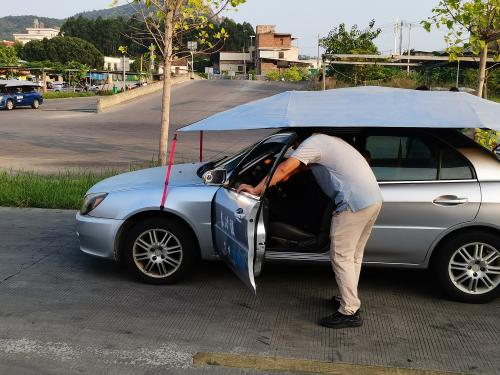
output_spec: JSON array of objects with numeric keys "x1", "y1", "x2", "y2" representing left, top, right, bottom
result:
[{"x1": 330, "y1": 202, "x2": 382, "y2": 315}]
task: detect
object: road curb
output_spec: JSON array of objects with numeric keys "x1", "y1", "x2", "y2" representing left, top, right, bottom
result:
[
  {"x1": 96, "y1": 76, "x2": 191, "y2": 113},
  {"x1": 192, "y1": 352, "x2": 467, "y2": 375}
]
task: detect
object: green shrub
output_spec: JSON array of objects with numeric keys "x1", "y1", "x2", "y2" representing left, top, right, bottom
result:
[
  {"x1": 98, "y1": 90, "x2": 115, "y2": 96},
  {"x1": 266, "y1": 71, "x2": 281, "y2": 81},
  {"x1": 283, "y1": 67, "x2": 304, "y2": 82},
  {"x1": 43, "y1": 91, "x2": 95, "y2": 99}
]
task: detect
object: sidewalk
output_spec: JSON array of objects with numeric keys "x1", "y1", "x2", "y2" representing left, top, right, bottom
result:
[{"x1": 0, "y1": 208, "x2": 498, "y2": 374}]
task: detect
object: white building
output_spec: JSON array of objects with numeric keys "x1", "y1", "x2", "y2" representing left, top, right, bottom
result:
[
  {"x1": 216, "y1": 51, "x2": 253, "y2": 73},
  {"x1": 104, "y1": 56, "x2": 135, "y2": 72},
  {"x1": 13, "y1": 19, "x2": 60, "y2": 45}
]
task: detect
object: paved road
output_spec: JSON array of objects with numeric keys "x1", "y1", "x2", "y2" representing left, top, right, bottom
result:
[
  {"x1": 0, "y1": 208, "x2": 499, "y2": 374},
  {"x1": 0, "y1": 80, "x2": 302, "y2": 173}
]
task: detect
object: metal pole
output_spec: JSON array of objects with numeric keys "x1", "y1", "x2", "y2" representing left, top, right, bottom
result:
[
  {"x1": 407, "y1": 24, "x2": 412, "y2": 74},
  {"x1": 190, "y1": 51, "x2": 194, "y2": 79},
  {"x1": 243, "y1": 47, "x2": 247, "y2": 77},
  {"x1": 123, "y1": 55, "x2": 126, "y2": 91},
  {"x1": 199, "y1": 130, "x2": 204, "y2": 162},
  {"x1": 322, "y1": 58, "x2": 326, "y2": 91},
  {"x1": 393, "y1": 20, "x2": 398, "y2": 55},
  {"x1": 456, "y1": 60, "x2": 460, "y2": 87},
  {"x1": 317, "y1": 34, "x2": 320, "y2": 75},
  {"x1": 399, "y1": 20, "x2": 403, "y2": 55}
]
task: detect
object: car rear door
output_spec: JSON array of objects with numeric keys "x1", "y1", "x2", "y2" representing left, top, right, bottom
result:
[
  {"x1": 362, "y1": 130, "x2": 481, "y2": 265},
  {"x1": 212, "y1": 132, "x2": 296, "y2": 292}
]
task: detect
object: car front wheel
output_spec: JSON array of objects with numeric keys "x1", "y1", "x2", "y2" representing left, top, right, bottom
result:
[
  {"x1": 32, "y1": 99, "x2": 40, "y2": 109},
  {"x1": 123, "y1": 217, "x2": 197, "y2": 284},
  {"x1": 432, "y1": 231, "x2": 500, "y2": 303}
]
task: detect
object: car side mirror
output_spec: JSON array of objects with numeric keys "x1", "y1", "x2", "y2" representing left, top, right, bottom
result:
[{"x1": 202, "y1": 169, "x2": 227, "y2": 185}]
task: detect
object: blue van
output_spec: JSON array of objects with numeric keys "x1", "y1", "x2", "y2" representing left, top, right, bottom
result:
[{"x1": 0, "y1": 80, "x2": 43, "y2": 110}]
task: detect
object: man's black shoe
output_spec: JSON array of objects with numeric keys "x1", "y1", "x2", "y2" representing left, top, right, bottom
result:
[
  {"x1": 319, "y1": 310, "x2": 363, "y2": 329},
  {"x1": 330, "y1": 296, "x2": 341, "y2": 311}
]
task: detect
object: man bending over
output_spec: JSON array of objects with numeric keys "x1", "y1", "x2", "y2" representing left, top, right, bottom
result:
[{"x1": 237, "y1": 133, "x2": 382, "y2": 329}]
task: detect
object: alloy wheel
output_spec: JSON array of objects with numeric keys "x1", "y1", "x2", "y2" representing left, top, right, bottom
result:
[
  {"x1": 448, "y1": 242, "x2": 500, "y2": 295},
  {"x1": 133, "y1": 229, "x2": 183, "y2": 278}
]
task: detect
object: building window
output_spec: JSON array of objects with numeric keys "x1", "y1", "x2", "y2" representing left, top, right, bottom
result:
[
  {"x1": 279, "y1": 52, "x2": 284, "y2": 59},
  {"x1": 114, "y1": 63, "x2": 118, "y2": 71},
  {"x1": 280, "y1": 38, "x2": 284, "y2": 45},
  {"x1": 238, "y1": 65, "x2": 244, "y2": 72}
]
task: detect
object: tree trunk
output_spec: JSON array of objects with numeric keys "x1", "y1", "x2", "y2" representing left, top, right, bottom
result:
[
  {"x1": 477, "y1": 44, "x2": 488, "y2": 98},
  {"x1": 158, "y1": 7, "x2": 175, "y2": 166}
]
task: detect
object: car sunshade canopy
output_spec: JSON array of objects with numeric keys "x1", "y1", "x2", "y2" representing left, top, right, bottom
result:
[{"x1": 179, "y1": 86, "x2": 500, "y2": 132}]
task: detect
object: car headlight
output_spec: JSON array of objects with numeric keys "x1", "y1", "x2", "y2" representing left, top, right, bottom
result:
[{"x1": 80, "y1": 192, "x2": 108, "y2": 215}]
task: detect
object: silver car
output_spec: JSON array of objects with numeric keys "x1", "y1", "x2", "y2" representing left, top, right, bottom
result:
[{"x1": 76, "y1": 128, "x2": 500, "y2": 303}]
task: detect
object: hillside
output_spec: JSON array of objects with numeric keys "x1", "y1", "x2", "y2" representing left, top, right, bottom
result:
[
  {"x1": 0, "y1": 15, "x2": 64, "y2": 41},
  {"x1": 0, "y1": 4, "x2": 135, "y2": 41},
  {"x1": 74, "y1": 3, "x2": 137, "y2": 20}
]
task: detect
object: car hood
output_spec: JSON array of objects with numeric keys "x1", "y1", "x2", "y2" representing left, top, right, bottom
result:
[{"x1": 88, "y1": 163, "x2": 204, "y2": 194}]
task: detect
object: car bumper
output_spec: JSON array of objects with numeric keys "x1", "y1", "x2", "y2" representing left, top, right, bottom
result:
[{"x1": 76, "y1": 212, "x2": 123, "y2": 260}]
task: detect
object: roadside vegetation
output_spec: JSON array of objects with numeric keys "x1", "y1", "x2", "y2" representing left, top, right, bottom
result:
[
  {"x1": 43, "y1": 91, "x2": 96, "y2": 99},
  {"x1": 0, "y1": 170, "x2": 118, "y2": 209}
]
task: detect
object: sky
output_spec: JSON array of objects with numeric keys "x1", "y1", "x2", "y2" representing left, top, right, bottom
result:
[{"x1": 1, "y1": 0, "x2": 449, "y2": 57}]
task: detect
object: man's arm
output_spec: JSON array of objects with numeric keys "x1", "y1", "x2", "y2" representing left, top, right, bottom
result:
[{"x1": 237, "y1": 157, "x2": 302, "y2": 195}]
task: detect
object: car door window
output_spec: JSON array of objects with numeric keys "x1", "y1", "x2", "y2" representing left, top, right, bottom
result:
[
  {"x1": 439, "y1": 147, "x2": 474, "y2": 180},
  {"x1": 366, "y1": 135, "x2": 438, "y2": 181},
  {"x1": 229, "y1": 133, "x2": 294, "y2": 192}
]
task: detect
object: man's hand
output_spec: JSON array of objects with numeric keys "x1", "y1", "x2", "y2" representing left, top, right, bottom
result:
[{"x1": 237, "y1": 184, "x2": 258, "y2": 195}]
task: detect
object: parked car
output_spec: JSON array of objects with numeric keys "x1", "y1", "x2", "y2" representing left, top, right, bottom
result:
[
  {"x1": 76, "y1": 128, "x2": 500, "y2": 303},
  {"x1": 0, "y1": 80, "x2": 43, "y2": 110}
]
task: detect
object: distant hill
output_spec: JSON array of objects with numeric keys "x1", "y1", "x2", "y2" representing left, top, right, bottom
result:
[
  {"x1": 0, "y1": 15, "x2": 64, "y2": 41},
  {"x1": 0, "y1": 4, "x2": 136, "y2": 42},
  {"x1": 74, "y1": 3, "x2": 137, "y2": 20}
]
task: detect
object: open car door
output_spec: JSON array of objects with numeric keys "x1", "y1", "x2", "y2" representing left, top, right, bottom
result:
[{"x1": 212, "y1": 132, "x2": 297, "y2": 292}]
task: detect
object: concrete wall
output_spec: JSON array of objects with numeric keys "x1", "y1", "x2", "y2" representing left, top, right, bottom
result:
[{"x1": 96, "y1": 76, "x2": 189, "y2": 113}]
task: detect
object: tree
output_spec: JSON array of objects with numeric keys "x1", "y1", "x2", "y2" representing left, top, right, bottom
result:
[
  {"x1": 0, "y1": 45, "x2": 18, "y2": 66},
  {"x1": 320, "y1": 20, "x2": 381, "y2": 55},
  {"x1": 118, "y1": 0, "x2": 246, "y2": 165},
  {"x1": 422, "y1": 0, "x2": 500, "y2": 97},
  {"x1": 21, "y1": 36, "x2": 104, "y2": 68},
  {"x1": 320, "y1": 20, "x2": 383, "y2": 84}
]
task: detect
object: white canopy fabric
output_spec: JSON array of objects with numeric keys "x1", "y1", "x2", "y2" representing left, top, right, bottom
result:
[
  {"x1": 0, "y1": 79, "x2": 41, "y2": 87},
  {"x1": 179, "y1": 86, "x2": 500, "y2": 132}
]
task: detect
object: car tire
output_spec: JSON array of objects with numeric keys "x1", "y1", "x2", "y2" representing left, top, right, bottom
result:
[
  {"x1": 5, "y1": 99, "x2": 14, "y2": 110},
  {"x1": 31, "y1": 99, "x2": 40, "y2": 109},
  {"x1": 432, "y1": 230, "x2": 500, "y2": 303},
  {"x1": 123, "y1": 217, "x2": 197, "y2": 285}
]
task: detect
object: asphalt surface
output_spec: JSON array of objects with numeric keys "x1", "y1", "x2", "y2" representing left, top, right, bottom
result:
[
  {"x1": 0, "y1": 80, "x2": 302, "y2": 173},
  {"x1": 0, "y1": 207, "x2": 499, "y2": 374}
]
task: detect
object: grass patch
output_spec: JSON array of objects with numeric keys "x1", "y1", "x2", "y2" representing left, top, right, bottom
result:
[
  {"x1": 0, "y1": 170, "x2": 119, "y2": 210},
  {"x1": 43, "y1": 91, "x2": 96, "y2": 99}
]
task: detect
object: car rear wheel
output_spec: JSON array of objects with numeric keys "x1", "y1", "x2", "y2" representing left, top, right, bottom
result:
[
  {"x1": 32, "y1": 99, "x2": 40, "y2": 109},
  {"x1": 123, "y1": 217, "x2": 197, "y2": 284},
  {"x1": 5, "y1": 99, "x2": 14, "y2": 110},
  {"x1": 432, "y1": 231, "x2": 500, "y2": 303}
]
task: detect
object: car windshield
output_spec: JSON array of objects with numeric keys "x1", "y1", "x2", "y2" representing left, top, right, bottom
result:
[{"x1": 196, "y1": 141, "x2": 258, "y2": 177}]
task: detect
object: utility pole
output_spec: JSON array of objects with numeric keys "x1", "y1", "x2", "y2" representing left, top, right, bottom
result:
[
  {"x1": 322, "y1": 56, "x2": 326, "y2": 91},
  {"x1": 406, "y1": 24, "x2": 412, "y2": 74},
  {"x1": 393, "y1": 20, "x2": 398, "y2": 55},
  {"x1": 399, "y1": 20, "x2": 403, "y2": 55},
  {"x1": 317, "y1": 34, "x2": 320, "y2": 76},
  {"x1": 123, "y1": 54, "x2": 126, "y2": 91}
]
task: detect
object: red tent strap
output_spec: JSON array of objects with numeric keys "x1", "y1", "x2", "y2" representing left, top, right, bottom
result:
[
  {"x1": 160, "y1": 132, "x2": 178, "y2": 210},
  {"x1": 199, "y1": 130, "x2": 204, "y2": 163}
]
